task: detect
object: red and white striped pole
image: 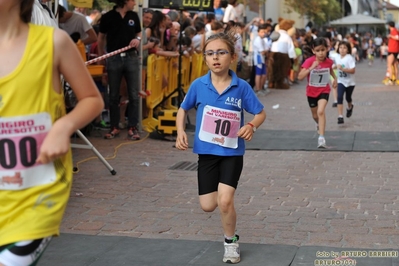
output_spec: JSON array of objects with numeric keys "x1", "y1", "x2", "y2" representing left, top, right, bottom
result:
[{"x1": 85, "y1": 45, "x2": 133, "y2": 65}]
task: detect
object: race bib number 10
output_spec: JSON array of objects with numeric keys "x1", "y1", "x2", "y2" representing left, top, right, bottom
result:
[
  {"x1": 309, "y1": 68, "x2": 330, "y2": 87},
  {"x1": 199, "y1": 105, "x2": 241, "y2": 149},
  {"x1": 0, "y1": 113, "x2": 57, "y2": 190}
]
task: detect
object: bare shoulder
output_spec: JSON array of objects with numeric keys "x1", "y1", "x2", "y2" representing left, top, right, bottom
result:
[
  {"x1": 53, "y1": 28, "x2": 72, "y2": 49},
  {"x1": 53, "y1": 28, "x2": 78, "y2": 64}
]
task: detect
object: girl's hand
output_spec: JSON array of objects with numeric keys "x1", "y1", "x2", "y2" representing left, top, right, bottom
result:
[
  {"x1": 175, "y1": 131, "x2": 189, "y2": 150},
  {"x1": 332, "y1": 79, "x2": 338, "y2": 89},
  {"x1": 36, "y1": 122, "x2": 71, "y2": 164},
  {"x1": 310, "y1": 60, "x2": 319, "y2": 70},
  {"x1": 237, "y1": 124, "x2": 254, "y2": 141}
]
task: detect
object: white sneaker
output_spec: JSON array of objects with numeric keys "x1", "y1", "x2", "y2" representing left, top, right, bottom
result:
[
  {"x1": 223, "y1": 242, "x2": 240, "y2": 264},
  {"x1": 255, "y1": 90, "x2": 265, "y2": 97},
  {"x1": 318, "y1": 137, "x2": 327, "y2": 148}
]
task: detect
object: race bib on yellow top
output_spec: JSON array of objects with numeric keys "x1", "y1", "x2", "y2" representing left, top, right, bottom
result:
[
  {"x1": 0, "y1": 113, "x2": 56, "y2": 190},
  {"x1": 310, "y1": 68, "x2": 330, "y2": 87},
  {"x1": 199, "y1": 105, "x2": 241, "y2": 149}
]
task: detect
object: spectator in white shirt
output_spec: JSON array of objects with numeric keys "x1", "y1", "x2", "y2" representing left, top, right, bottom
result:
[
  {"x1": 223, "y1": 0, "x2": 237, "y2": 23},
  {"x1": 234, "y1": 1, "x2": 244, "y2": 23},
  {"x1": 268, "y1": 18, "x2": 296, "y2": 89}
]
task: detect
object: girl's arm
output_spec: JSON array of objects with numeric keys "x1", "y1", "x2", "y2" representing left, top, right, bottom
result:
[
  {"x1": 54, "y1": 29, "x2": 104, "y2": 132},
  {"x1": 298, "y1": 67, "x2": 311, "y2": 80},
  {"x1": 237, "y1": 109, "x2": 266, "y2": 141},
  {"x1": 341, "y1": 66, "x2": 356, "y2": 74},
  {"x1": 38, "y1": 29, "x2": 104, "y2": 164},
  {"x1": 155, "y1": 50, "x2": 179, "y2": 57},
  {"x1": 248, "y1": 109, "x2": 266, "y2": 130},
  {"x1": 330, "y1": 67, "x2": 338, "y2": 89},
  {"x1": 298, "y1": 60, "x2": 319, "y2": 80},
  {"x1": 142, "y1": 28, "x2": 156, "y2": 51},
  {"x1": 330, "y1": 67, "x2": 337, "y2": 80},
  {"x1": 175, "y1": 107, "x2": 189, "y2": 150}
]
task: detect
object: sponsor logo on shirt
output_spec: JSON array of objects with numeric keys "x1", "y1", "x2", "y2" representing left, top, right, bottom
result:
[{"x1": 224, "y1": 97, "x2": 241, "y2": 108}]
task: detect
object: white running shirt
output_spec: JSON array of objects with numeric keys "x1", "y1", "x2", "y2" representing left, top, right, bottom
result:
[{"x1": 334, "y1": 54, "x2": 356, "y2": 87}]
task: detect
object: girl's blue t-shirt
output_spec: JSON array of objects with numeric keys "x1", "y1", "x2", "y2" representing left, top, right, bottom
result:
[{"x1": 181, "y1": 70, "x2": 264, "y2": 156}]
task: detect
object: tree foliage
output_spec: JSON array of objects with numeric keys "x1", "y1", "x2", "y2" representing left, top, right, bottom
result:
[
  {"x1": 92, "y1": 0, "x2": 113, "y2": 11},
  {"x1": 284, "y1": 0, "x2": 342, "y2": 26}
]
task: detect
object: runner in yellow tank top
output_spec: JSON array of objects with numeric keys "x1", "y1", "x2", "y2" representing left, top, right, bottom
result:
[{"x1": 0, "y1": 1, "x2": 104, "y2": 265}]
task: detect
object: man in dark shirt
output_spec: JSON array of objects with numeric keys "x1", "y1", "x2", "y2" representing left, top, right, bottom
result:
[{"x1": 98, "y1": 0, "x2": 142, "y2": 140}]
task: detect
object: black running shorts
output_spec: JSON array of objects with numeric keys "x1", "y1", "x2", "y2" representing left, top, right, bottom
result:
[
  {"x1": 307, "y1": 93, "x2": 330, "y2": 108},
  {"x1": 197, "y1": 154, "x2": 243, "y2": 195}
]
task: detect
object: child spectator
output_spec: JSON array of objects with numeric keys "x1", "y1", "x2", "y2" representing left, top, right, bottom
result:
[
  {"x1": 367, "y1": 39, "x2": 375, "y2": 66},
  {"x1": 380, "y1": 40, "x2": 388, "y2": 62},
  {"x1": 252, "y1": 23, "x2": 269, "y2": 95}
]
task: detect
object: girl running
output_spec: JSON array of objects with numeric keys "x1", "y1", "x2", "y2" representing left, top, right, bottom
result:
[
  {"x1": 0, "y1": 1, "x2": 104, "y2": 265},
  {"x1": 175, "y1": 31, "x2": 266, "y2": 264},
  {"x1": 334, "y1": 41, "x2": 356, "y2": 124},
  {"x1": 298, "y1": 37, "x2": 337, "y2": 148}
]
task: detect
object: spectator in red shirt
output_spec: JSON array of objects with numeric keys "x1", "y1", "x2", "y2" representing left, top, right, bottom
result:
[{"x1": 384, "y1": 21, "x2": 399, "y2": 85}]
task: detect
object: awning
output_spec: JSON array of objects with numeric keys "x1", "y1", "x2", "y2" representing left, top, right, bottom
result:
[{"x1": 330, "y1": 13, "x2": 387, "y2": 26}]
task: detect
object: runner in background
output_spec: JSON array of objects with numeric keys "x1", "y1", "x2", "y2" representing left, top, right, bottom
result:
[
  {"x1": 298, "y1": 37, "x2": 337, "y2": 148},
  {"x1": 334, "y1": 41, "x2": 356, "y2": 124},
  {"x1": 383, "y1": 21, "x2": 399, "y2": 85}
]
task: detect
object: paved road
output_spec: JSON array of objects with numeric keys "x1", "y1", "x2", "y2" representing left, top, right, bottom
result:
[{"x1": 63, "y1": 60, "x2": 399, "y2": 252}]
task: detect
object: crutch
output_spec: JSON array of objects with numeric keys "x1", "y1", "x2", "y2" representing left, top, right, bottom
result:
[
  {"x1": 63, "y1": 76, "x2": 117, "y2": 175},
  {"x1": 71, "y1": 131, "x2": 117, "y2": 175}
]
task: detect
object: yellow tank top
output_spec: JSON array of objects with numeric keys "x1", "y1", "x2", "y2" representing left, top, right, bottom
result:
[{"x1": 0, "y1": 24, "x2": 73, "y2": 245}]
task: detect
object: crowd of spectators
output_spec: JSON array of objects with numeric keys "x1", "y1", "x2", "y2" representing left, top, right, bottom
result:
[{"x1": 51, "y1": 0, "x2": 393, "y2": 136}]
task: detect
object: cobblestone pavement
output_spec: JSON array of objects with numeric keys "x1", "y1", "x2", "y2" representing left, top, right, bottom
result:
[{"x1": 65, "y1": 60, "x2": 399, "y2": 250}]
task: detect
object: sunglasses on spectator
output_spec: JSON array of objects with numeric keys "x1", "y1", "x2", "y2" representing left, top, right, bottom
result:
[{"x1": 143, "y1": 8, "x2": 153, "y2": 14}]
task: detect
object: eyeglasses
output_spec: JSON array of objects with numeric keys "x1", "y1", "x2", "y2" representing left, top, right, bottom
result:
[
  {"x1": 143, "y1": 8, "x2": 153, "y2": 14},
  {"x1": 204, "y1": 50, "x2": 229, "y2": 57}
]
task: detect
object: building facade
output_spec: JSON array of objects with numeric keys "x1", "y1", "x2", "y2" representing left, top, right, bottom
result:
[{"x1": 263, "y1": 0, "x2": 381, "y2": 28}]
